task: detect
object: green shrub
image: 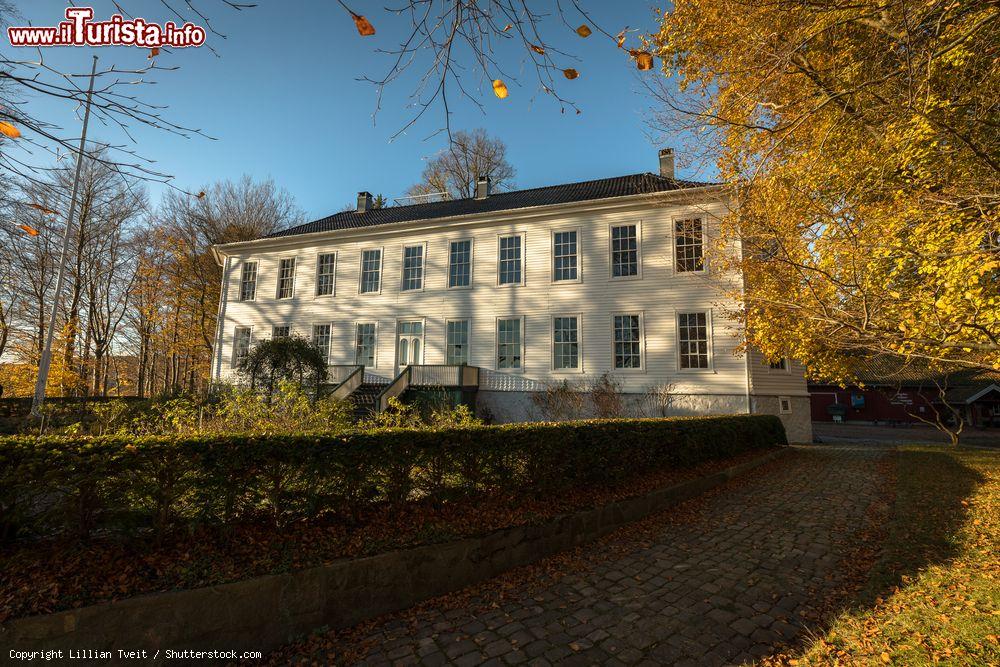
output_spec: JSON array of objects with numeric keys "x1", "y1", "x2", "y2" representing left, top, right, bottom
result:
[{"x1": 0, "y1": 415, "x2": 786, "y2": 541}]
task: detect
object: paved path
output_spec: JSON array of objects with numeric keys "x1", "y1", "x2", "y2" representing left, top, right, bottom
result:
[
  {"x1": 813, "y1": 421, "x2": 999, "y2": 447},
  {"x1": 282, "y1": 446, "x2": 891, "y2": 666}
]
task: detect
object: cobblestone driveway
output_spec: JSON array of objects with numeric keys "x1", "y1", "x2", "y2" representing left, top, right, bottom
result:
[{"x1": 285, "y1": 446, "x2": 891, "y2": 666}]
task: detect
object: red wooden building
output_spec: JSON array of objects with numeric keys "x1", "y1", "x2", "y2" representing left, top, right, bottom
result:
[{"x1": 809, "y1": 357, "x2": 1000, "y2": 428}]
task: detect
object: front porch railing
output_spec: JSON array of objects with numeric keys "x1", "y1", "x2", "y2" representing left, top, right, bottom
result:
[
  {"x1": 326, "y1": 365, "x2": 364, "y2": 401},
  {"x1": 376, "y1": 365, "x2": 480, "y2": 412}
]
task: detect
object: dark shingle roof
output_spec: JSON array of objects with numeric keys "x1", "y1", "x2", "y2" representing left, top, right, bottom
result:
[
  {"x1": 266, "y1": 172, "x2": 716, "y2": 239},
  {"x1": 810, "y1": 354, "x2": 1000, "y2": 404}
]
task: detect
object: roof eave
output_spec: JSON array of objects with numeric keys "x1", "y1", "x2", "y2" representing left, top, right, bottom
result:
[{"x1": 213, "y1": 182, "x2": 730, "y2": 256}]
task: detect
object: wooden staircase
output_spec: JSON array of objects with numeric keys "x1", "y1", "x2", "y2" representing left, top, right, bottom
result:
[{"x1": 349, "y1": 383, "x2": 384, "y2": 421}]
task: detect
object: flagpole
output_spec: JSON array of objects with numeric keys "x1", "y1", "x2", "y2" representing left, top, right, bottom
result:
[{"x1": 30, "y1": 56, "x2": 99, "y2": 419}]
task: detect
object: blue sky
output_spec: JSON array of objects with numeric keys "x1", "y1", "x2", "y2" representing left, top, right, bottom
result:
[{"x1": 10, "y1": 1, "x2": 695, "y2": 219}]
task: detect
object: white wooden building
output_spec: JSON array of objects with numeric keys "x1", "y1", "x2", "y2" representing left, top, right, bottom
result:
[{"x1": 211, "y1": 150, "x2": 811, "y2": 441}]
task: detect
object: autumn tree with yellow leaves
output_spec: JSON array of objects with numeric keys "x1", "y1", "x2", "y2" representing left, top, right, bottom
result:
[{"x1": 651, "y1": 0, "x2": 999, "y2": 381}]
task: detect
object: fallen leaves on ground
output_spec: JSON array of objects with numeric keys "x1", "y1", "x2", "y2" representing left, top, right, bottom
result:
[
  {"x1": 765, "y1": 446, "x2": 999, "y2": 666},
  {"x1": 0, "y1": 449, "x2": 774, "y2": 624},
  {"x1": 257, "y1": 451, "x2": 791, "y2": 666}
]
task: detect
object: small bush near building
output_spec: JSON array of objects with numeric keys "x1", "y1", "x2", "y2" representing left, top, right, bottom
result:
[
  {"x1": 590, "y1": 372, "x2": 626, "y2": 418},
  {"x1": 0, "y1": 414, "x2": 785, "y2": 541}
]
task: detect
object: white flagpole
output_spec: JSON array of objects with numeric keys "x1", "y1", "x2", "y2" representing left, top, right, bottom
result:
[{"x1": 30, "y1": 55, "x2": 99, "y2": 419}]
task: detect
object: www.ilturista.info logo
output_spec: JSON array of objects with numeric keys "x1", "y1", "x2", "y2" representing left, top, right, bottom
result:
[{"x1": 7, "y1": 7, "x2": 206, "y2": 49}]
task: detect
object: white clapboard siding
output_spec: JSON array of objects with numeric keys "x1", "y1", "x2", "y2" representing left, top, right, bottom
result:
[{"x1": 214, "y1": 195, "x2": 803, "y2": 398}]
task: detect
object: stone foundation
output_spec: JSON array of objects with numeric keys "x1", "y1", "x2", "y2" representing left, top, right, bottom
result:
[
  {"x1": 476, "y1": 390, "x2": 750, "y2": 423},
  {"x1": 751, "y1": 395, "x2": 813, "y2": 443}
]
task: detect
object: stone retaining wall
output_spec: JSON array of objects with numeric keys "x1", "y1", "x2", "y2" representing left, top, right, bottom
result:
[{"x1": 1, "y1": 448, "x2": 787, "y2": 664}]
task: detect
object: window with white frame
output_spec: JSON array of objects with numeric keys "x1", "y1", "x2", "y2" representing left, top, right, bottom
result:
[
  {"x1": 552, "y1": 231, "x2": 578, "y2": 282},
  {"x1": 313, "y1": 323, "x2": 332, "y2": 363},
  {"x1": 769, "y1": 358, "x2": 788, "y2": 371},
  {"x1": 610, "y1": 224, "x2": 639, "y2": 278},
  {"x1": 233, "y1": 326, "x2": 252, "y2": 366},
  {"x1": 239, "y1": 261, "x2": 258, "y2": 301},
  {"x1": 360, "y1": 249, "x2": 382, "y2": 293},
  {"x1": 446, "y1": 320, "x2": 469, "y2": 365},
  {"x1": 779, "y1": 396, "x2": 792, "y2": 414},
  {"x1": 448, "y1": 240, "x2": 472, "y2": 288},
  {"x1": 553, "y1": 316, "x2": 580, "y2": 370},
  {"x1": 401, "y1": 245, "x2": 425, "y2": 291},
  {"x1": 496, "y1": 318, "x2": 522, "y2": 369},
  {"x1": 272, "y1": 325, "x2": 290, "y2": 339},
  {"x1": 276, "y1": 258, "x2": 296, "y2": 299},
  {"x1": 316, "y1": 253, "x2": 336, "y2": 296},
  {"x1": 678, "y1": 312, "x2": 710, "y2": 369},
  {"x1": 498, "y1": 235, "x2": 523, "y2": 285},
  {"x1": 613, "y1": 314, "x2": 642, "y2": 369},
  {"x1": 355, "y1": 322, "x2": 377, "y2": 366},
  {"x1": 675, "y1": 218, "x2": 704, "y2": 272}
]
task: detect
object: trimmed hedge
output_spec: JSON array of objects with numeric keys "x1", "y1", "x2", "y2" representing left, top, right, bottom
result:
[{"x1": 0, "y1": 415, "x2": 786, "y2": 541}]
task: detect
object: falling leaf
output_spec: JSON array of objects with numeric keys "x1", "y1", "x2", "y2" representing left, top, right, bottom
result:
[
  {"x1": 29, "y1": 203, "x2": 57, "y2": 215},
  {"x1": 634, "y1": 51, "x2": 654, "y2": 70},
  {"x1": 492, "y1": 79, "x2": 508, "y2": 99},
  {"x1": 576, "y1": 24, "x2": 592, "y2": 38},
  {"x1": 148, "y1": 47, "x2": 160, "y2": 59},
  {"x1": 563, "y1": 68, "x2": 579, "y2": 80},
  {"x1": 0, "y1": 121, "x2": 20, "y2": 138},
  {"x1": 530, "y1": 44, "x2": 545, "y2": 55},
  {"x1": 501, "y1": 23, "x2": 513, "y2": 32},
  {"x1": 196, "y1": 191, "x2": 206, "y2": 199},
  {"x1": 351, "y1": 13, "x2": 375, "y2": 37},
  {"x1": 19, "y1": 224, "x2": 39, "y2": 237}
]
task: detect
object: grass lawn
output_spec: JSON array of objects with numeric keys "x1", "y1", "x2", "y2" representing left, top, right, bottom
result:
[{"x1": 791, "y1": 446, "x2": 999, "y2": 665}]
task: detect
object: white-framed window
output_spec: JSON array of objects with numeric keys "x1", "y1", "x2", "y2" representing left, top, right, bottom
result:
[
  {"x1": 448, "y1": 239, "x2": 473, "y2": 288},
  {"x1": 552, "y1": 230, "x2": 579, "y2": 282},
  {"x1": 238, "y1": 261, "x2": 258, "y2": 301},
  {"x1": 552, "y1": 315, "x2": 580, "y2": 371},
  {"x1": 675, "y1": 218, "x2": 705, "y2": 273},
  {"x1": 312, "y1": 323, "x2": 332, "y2": 363},
  {"x1": 779, "y1": 396, "x2": 792, "y2": 414},
  {"x1": 446, "y1": 319, "x2": 470, "y2": 365},
  {"x1": 355, "y1": 322, "x2": 377, "y2": 366},
  {"x1": 401, "y1": 244, "x2": 425, "y2": 291},
  {"x1": 496, "y1": 317, "x2": 523, "y2": 369},
  {"x1": 769, "y1": 358, "x2": 788, "y2": 371},
  {"x1": 272, "y1": 325, "x2": 290, "y2": 339},
  {"x1": 232, "y1": 326, "x2": 252, "y2": 366},
  {"x1": 276, "y1": 258, "x2": 296, "y2": 299},
  {"x1": 610, "y1": 224, "x2": 640, "y2": 279},
  {"x1": 359, "y1": 248, "x2": 382, "y2": 294},
  {"x1": 612, "y1": 314, "x2": 643, "y2": 370},
  {"x1": 678, "y1": 311, "x2": 711, "y2": 369},
  {"x1": 316, "y1": 253, "x2": 336, "y2": 296},
  {"x1": 498, "y1": 234, "x2": 524, "y2": 286}
]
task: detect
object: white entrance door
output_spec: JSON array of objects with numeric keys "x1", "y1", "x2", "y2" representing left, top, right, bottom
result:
[{"x1": 396, "y1": 320, "x2": 424, "y2": 372}]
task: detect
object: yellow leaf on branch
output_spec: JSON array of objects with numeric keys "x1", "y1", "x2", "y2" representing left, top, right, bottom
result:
[{"x1": 0, "y1": 121, "x2": 21, "y2": 138}]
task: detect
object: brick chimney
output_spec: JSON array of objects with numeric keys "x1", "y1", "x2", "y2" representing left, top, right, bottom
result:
[
  {"x1": 356, "y1": 191, "x2": 373, "y2": 212},
  {"x1": 658, "y1": 148, "x2": 675, "y2": 179},
  {"x1": 475, "y1": 175, "x2": 492, "y2": 199}
]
